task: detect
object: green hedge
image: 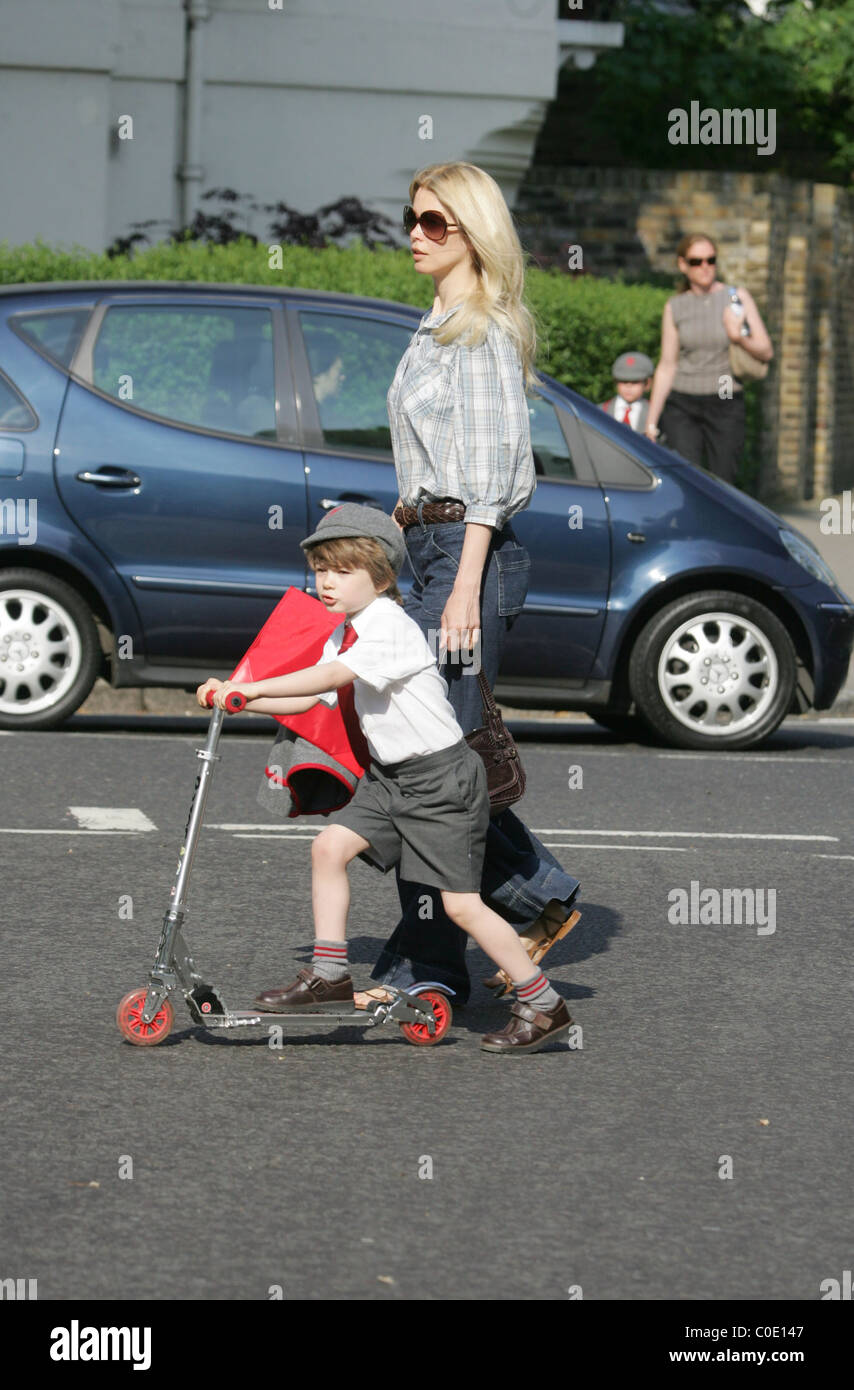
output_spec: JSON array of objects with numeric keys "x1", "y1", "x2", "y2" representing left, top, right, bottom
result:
[{"x1": 0, "y1": 234, "x2": 762, "y2": 493}]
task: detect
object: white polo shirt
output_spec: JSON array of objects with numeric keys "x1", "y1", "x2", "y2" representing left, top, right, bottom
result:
[{"x1": 315, "y1": 596, "x2": 464, "y2": 765}]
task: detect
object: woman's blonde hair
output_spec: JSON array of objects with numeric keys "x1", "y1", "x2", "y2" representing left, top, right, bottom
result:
[
  {"x1": 675, "y1": 231, "x2": 721, "y2": 293},
  {"x1": 305, "y1": 536, "x2": 403, "y2": 606},
  {"x1": 409, "y1": 162, "x2": 540, "y2": 393}
]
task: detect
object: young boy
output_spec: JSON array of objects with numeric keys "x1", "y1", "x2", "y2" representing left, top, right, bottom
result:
[
  {"x1": 600, "y1": 350, "x2": 654, "y2": 432},
  {"x1": 196, "y1": 503, "x2": 572, "y2": 1055}
]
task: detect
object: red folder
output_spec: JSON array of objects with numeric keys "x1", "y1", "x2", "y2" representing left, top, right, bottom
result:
[{"x1": 229, "y1": 586, "x2": 369, "y2": 779}]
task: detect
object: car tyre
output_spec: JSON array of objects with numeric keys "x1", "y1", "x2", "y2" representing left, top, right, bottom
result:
[
  {"x1": 628, "y1": 590, "x2": 797, "y2": 750},
  {"x1": 0, "y1": 569, "x2": 101, "y2": 730},
  {"x1": 589, "y1": 711, "x2": 653, "y2": 742}
]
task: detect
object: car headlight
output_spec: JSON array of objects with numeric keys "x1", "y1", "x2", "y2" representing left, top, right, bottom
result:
[{"x1": 779, "y1": 528, "x2": 840, "y2": 587}]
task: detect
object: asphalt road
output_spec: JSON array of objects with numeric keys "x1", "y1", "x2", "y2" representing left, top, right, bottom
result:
[{"x1": 2, "y1": 713, "x2": 853, "y2": 1301}]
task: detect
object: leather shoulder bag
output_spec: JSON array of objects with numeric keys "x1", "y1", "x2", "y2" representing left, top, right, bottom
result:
[
  {"x1": 726, "y1": 287, "x2": 769, "y2": 382},
  {"x1": 464, "y1": 670, "x2": 526, "y2": 811}
]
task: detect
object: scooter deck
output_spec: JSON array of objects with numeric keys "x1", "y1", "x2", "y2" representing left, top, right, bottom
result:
[{"x1": 200, "y1": 1007, "x2": 380, "y2": 1029}]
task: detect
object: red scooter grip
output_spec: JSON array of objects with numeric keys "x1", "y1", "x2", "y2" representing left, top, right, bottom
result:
[{"x1": 205, "y1": 690, "x2": 247, "y2": 713}]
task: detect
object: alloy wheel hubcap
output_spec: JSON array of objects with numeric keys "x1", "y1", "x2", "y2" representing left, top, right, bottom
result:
[
  {"x1": 657, "y1": 612, "x2": 778, "y2": 736},
  {"x1": 0, "y1": 590, "x2": 83, "y2": 715}
]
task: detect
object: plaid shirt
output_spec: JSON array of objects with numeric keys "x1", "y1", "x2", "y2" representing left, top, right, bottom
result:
[{"x1": 387, "y1": 302, "x2": 536, "y2": 530}]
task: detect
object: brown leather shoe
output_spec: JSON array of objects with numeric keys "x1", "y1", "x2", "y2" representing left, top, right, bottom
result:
[
  {"x1": 253, "y1": 969, "x2": 354, "y2": 1012},
  {"x1": 480, "y1": 997, "x2": 573, "y2": 1054}
]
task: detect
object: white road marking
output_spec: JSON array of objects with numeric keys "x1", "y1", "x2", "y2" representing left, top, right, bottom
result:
[
  {"x1": 208, "y1": 823, "x2": 309, "y2": 832},
  {"x1": 560, "y1": 749, "x2": 852, "y2": 764},
  {"x1": 68, "y1": 807, "x2": 157, "y2": 832},
  {"x1": 530, "y1": 829, "x2": 837, "y2": 842},
  {"x1": 812, "y1": 853, "x2": 854, "y2": 861},
  {"x1": 233, "y1": 833, "x2": 319, "y2": 841},
  {"x1": 213, "y1": 823, "x2": 835, "y2": 842},
  {"x1": 656, "y1": 753, "x2": 846, "y2": 764},
  {"x1": 0, "y1": 828, "x2": 140, "y2": 835},
  {"x1": 542, "y1": 843, "x2": 692, "y2": 853}
]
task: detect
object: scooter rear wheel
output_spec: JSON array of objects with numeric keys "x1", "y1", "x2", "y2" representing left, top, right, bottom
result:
[
  {"x1": 116, "y1": 988, "x2": 174, "y2": 1046},
  {"x1": 399, "y1": 989, "x2": 452, "y2": 1047}
]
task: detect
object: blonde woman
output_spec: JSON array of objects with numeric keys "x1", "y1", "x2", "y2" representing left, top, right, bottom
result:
[
  {"x1": 359, "y1": 162, "x2": 581, "y2": 1017},
  {"x1": 645, "y1": 232, "x2": 773, "y2": 484}
]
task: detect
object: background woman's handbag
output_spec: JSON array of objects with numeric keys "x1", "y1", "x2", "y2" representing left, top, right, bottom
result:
[
  {"x1": 729, "y1": 339, "x2": 769, "y2": 382},
  {"x1": 726, "y1": 287, "x2": 769, "y2": 381},
  {"x1": 465, "y1": 670, "x2": 526, "y2": 812}
]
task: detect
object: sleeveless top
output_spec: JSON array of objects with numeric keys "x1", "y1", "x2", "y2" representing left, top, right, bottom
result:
[{"x1": 668, "y1": 286, "x2": 742, "y2": 396}]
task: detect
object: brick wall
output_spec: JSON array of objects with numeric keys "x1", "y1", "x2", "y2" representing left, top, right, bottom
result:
[{"x1": 515, "y1": 167, "x2": 854, "y2": 501}]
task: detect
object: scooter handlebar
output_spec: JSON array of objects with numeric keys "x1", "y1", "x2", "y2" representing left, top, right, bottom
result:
[{"x1": 205, "y1": 689, "x2": 247, "y2": 713}]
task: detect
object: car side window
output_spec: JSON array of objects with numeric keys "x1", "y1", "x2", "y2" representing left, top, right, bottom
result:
[
  {"x1": 0, "y1": 371, "x2": 37, "y2": 430},
  {"x1": 299, "y1": 311, "x2": 413, "y2": 453},
  {"x1": 91, "y1": 305, "x2": 276, "y2": 438},
  {"x1": 579, "y1": 420, "x2": 655, "y2": 488},
  {"x1": 527, "y1": 394, "x2": 578, "y2": 480},
  {"x1": 11, "y1": 308, "x2": 92, "y2": 368}
]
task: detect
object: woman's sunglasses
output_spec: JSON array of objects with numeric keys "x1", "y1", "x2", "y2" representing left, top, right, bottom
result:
[
  {"x1": 403, "y1": 205, "x2": 460, "y2": 241},
  {"x1": 686, "y1": 255, "x2": 717, "y2": 266}
]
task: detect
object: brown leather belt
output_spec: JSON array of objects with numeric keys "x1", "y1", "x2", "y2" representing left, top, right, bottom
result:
[{"x1": 393, "y1": 499, "x2": 466, "y2": 528}]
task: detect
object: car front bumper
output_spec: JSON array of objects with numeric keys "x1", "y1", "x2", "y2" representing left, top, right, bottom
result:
[{"x1": 781, "y1": 584, "x2": 854, "y2": 709}]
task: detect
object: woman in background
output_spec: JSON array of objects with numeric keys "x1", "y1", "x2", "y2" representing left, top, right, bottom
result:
[{"x1": 645, "y1": 232, "x2": 772, "y2": 485}]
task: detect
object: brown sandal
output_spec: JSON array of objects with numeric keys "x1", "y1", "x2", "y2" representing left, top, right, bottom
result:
[
  {"x1": 484, "y1": 908, "x2": 581, "y2": 998},
  {"x1": 353, "y1": 986, "x2": 394, "y2": 1011}
]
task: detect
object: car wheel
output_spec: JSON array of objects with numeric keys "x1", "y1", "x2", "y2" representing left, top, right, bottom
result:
[
  {"x1": 628, "y1": 591, "x2": 797, "y2": 750},
  {"x1": 0, "y1": 569, "x2": 101, "y2": 730}
]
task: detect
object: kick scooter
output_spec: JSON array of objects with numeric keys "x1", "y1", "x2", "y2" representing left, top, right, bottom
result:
[{"x1": 116, "y1": 691, "x2": 454, "y2": 1049}]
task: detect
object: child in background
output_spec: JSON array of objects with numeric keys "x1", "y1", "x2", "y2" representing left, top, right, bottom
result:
[
  {"x1": 600, "y1": 351, "x2": 655, "y2": 432},
  {"x1": 197, "y1": 503, "x2": 573, "y2": 1055}
]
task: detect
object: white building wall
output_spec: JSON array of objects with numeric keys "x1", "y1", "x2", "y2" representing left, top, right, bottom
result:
[{"x1": 0, "y1": 0, "x2": 623, "y2": 254}]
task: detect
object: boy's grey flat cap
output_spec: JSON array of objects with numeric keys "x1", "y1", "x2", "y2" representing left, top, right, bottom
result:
[
  {"x1": 300, "y1": 502, "x2": 405, "y2": 575},
  {"x1": 612, "y1": 351, "x2": 655, "y2": 381}
]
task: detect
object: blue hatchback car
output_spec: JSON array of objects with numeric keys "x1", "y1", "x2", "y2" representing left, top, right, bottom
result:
[{"x1": 0, "y1": 280, "x2": 852, "y2": 749}]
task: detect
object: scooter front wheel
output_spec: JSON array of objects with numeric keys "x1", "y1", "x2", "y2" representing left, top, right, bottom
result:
[
  {"x1": 116, "y1": 988, "x2": 174, "y2": 1046},
  {"x1": 399, "y1": 990, "x2": 452, "y2": 1047}
]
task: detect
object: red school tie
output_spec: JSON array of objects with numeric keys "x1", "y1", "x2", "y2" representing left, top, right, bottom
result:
[
  {"x1": 621, "y1": 401, "x2": 632, "y2": 425},
  {"x1": 337, "y1": 622, "x2": 372, "y2": 770}
]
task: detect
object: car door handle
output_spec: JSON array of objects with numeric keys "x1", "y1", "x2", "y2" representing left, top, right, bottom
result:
[
  {"x1": 320, "y1": 495, "x2": 383, "y2": 510},
  {"x1": 76, "y1": 468, "x2": 142, "y2": 488},
  {"x1": 627, "y1": 531, "x2": 646, "y2": 544}
]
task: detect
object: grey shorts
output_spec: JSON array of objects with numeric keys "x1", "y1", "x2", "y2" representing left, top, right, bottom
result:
[{"x1": 331, "y1": 738, "x2": 489, "y2": 893}]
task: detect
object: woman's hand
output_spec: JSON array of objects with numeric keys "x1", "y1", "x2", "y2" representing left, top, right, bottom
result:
[
  {"x1": 722, "y1": 303, "x2": 747, "y2": 343},
  {"x1": 196, "y1": 677, "x2": 223, "y2": 708},
  {"x1": 724, "y1": 288, "x2": 774, "y2": 360},
  {"x1": 440, "y1": 586, "x2": 481, "y2": 655},
  {"x1": 644, "y1": 422, "x2": 660, "y2": 441}
]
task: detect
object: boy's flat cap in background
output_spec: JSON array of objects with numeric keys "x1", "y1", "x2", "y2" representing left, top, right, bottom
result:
[{"x1": 611, "y1": 351, "x2": 655, "y2": 381}]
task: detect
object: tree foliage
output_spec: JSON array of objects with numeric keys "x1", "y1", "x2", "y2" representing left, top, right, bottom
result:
[{"x1": 540, "y1": 0, "x2": 854, "y2": 183}]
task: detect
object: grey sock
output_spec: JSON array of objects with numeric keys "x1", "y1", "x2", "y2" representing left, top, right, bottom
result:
[
  {"x1": 514, "y1": 970, "x2": 560, "y2": 1011},
  {"x1": 312, "y1": 939, "x2": 350, "y2": 982}
]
